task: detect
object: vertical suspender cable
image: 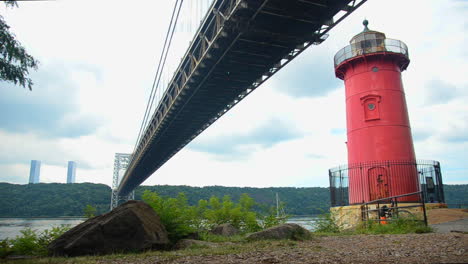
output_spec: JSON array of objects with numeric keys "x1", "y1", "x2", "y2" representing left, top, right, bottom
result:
[
  {"x1": 133, "y1": 0, "x2": 183, "y2": 154},
  {"x1": 145, "y1": 0, "x2": 184, "y2": 130}
]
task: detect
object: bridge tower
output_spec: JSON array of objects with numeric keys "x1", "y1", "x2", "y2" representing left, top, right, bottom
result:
[
  {"x1": 334, "y1": 20, "x2": 418, "y2": 204},
  {"x1": 110, "y1": 153, "x2": 134, "y2": 210}
]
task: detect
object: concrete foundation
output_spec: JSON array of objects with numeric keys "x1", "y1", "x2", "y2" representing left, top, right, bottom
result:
[{"x1": 330, "y1": 203, "x2": 447, "y2": 230}]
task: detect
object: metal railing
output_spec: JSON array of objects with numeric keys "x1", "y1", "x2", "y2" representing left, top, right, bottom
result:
[
  {"x1": 329, "y1": 160, "x2": 445, "y2": 207},
  {"x1": 334, "y1": 38, "x2": 409, "y2": 67},
  {"x1": 361, "y1": 191, "x2": 428, "y2": 226}
]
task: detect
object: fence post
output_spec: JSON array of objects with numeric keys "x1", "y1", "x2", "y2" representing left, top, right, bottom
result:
[{"x1": 421, "y1": 191, "x2": 428, "y2": 226}]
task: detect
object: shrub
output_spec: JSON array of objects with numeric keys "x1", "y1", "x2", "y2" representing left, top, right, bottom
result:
[
  {"x1": 314, "y1": 212, "x2": 340, "y2": 233},
  {"x1": 83, "y1": 204, "x2": 97, "y2": 218},
  {"x1": 142, "y1": 191, "x2": 198, "y2": 242},
  {"x1": 10, "y1": 228, "x2": 38, "y2": 255},
  {"x1": 142, "y1": 191, "x2": 283, "y2": 242},
  {"x1": 0, "y1": 225, "x2": 70, "y2": 257},
  {"x1": 0, "y1": 239, "x2": 13, "y2": 258}
]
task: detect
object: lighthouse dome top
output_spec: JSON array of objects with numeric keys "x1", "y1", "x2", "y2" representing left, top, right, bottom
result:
[
  {"x1": 334, "y1": 20, "x2": 410, "y2": 78},
  {"x1": 350, "y1": 20, "x2": 386, "y2": 44}
]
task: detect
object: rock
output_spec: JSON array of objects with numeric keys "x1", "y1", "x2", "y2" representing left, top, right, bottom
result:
[
  {"x1": 210, "y1": 223, "x2": 240, "y2": 236},
  {"x1": 173, "y1": 239, "x2": 218, "y2": 250},
  {"x1": 48, "y1": 200, "x2": 169, "y2": 256},
  {"x1": 246, "y1": 223, "x2": 311, "y2": 241}
]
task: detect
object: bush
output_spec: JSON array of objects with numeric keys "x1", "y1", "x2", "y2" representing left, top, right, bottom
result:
[
  {"x1": 0, "y1": 225, "x2": 70, "y2": 257},
  {"x1": 142, "y1": 191, "x2": 285, "y2": 242},
  {"x1": 83, "y1": 204, "x2": 97, "y2": 218},
  {"x1": 142, "y1": 191, "x2": 198, "y2": 242},
  {"x1": 254, "y1": 199, "x2": 287, "y2": 230},
  {"x1": 314, "y1": 212, "x2": 340, "y2": 233},
  {"x1": 0, "y1": 239, "x2": 13, "y2": 258}
]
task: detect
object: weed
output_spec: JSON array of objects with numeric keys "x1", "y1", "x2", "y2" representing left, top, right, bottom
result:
[
  {"x1": 314, "y1": 212, "x2": 340, "y2": 234},
  {"x1": 0, "y1": 225, "x2": 70, "y2": 257},
  {"x1": 199, "y1": 232, "x2": 245, "y2": 243},
  {"x1": 356, "y1": 217, "x2": 432, "y2": 235}
]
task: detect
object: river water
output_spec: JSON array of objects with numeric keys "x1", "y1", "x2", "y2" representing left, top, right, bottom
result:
[
  {"x1": 0, "y1": 218, "x2": 85, "y2": 240},
  {"x1": 0, "y1": 216, "x2": 318, "y2": 240}
]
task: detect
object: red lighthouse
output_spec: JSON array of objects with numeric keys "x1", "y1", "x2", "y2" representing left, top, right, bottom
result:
[{"x1": 334, "y1": 20, "x2": 419, "y2": 204}]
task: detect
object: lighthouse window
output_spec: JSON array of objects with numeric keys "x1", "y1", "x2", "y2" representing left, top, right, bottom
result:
[
  {"x1": 361, "y1": 94, "x2": 381, "y2": 121},
  {"x1": 372, "y1": 66, "x2": 379, "y2": 72}
]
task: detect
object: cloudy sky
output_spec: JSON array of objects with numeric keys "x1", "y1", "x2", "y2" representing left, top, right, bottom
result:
[{"x1": 1, "y1": 0, "x2": 467, "y2": 188}]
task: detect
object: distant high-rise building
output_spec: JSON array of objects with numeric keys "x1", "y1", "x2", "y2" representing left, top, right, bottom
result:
[
  {"x1": 67, "y1": 161, "x2": 77, "y2": 184},
  {"x1": 29, "y1": 160, "x2": 41, "y2": 184}
]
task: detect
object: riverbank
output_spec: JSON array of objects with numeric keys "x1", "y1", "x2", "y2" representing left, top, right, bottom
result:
[{"x1": 3, "y1": 233, "x2": 466, "y2": 264}]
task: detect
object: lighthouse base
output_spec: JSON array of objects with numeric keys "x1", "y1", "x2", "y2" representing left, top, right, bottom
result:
[
  {"x1": 330, "y1": 205, "x2": 364, "y2": 230},
  {"x1": 330, "y1": 203, "x2": 447, "y2": 230}
]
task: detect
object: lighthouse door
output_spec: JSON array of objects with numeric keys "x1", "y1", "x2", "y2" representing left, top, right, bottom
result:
[{"x1": 368, "y1": 167, "x2": 390, "y2": 201}]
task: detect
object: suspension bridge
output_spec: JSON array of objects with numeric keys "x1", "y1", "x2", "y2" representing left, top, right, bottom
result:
[{"x1": 111, "y1": 0, "x2": 368, "y2": 208}]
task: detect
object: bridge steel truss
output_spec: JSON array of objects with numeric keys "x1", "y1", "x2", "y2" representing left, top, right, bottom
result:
[
  {"x1": 118, "y1": 0, "x2": 367, "y2": 196},
  {"x1": 110, "y1": 153, "x2": 134, "y2": 210}
]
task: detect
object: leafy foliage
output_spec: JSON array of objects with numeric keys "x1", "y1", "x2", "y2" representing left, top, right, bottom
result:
[
  {"x1": 142, "y1": 191, "x2": 199, "y2": 242},
  {"x1": 0, "y1": 183, "x2": 111, "y2": 217},
  {"x1": 444, "y1": 184, "x2": 468, "y2": 208},
  {"x1": 137, "y1": 185, "x2": 332, "y2": 215},
  {"x1": 1, "y1": 0, "x2": 39, "y2": 90},
  {"x1": 0, "y1": 183, "x2": 466, "y2": 218},
  {"x1": 142, "y1": 191, "x2": 282, "y2": 242},
  {"x1": 313, "y1": 212, "x2": 341, "y2": 233},
  {"x1": 0, "y1": 226, "x2": 70, "y2": 257},
  {"x1": 83, "y1": 204, "x2": 97, "y2": 218}
]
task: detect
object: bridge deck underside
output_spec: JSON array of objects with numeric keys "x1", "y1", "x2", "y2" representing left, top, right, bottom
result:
[{"x1": 118, "y1": 0, "x2": 364, "y2": 195}]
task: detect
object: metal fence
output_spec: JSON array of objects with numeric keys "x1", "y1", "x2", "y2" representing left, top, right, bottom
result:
[
  {"x1": 334, "y1": 38, "x2": 409, "y2": 67},
  {"x1": 361, "y1": 191, "x2": 428, "y2": 226},
  {"x1": 329, "y1": 160, "x2": 445, "y2": 207}
]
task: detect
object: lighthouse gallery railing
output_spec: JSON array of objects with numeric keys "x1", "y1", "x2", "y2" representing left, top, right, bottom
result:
[{"x1": 334, "y1": 38, "x2": 409, "y2": 67}]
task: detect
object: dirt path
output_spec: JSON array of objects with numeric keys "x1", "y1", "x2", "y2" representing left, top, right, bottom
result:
[
  {"x1": 100, "y1": 233, "x2": 467, "y2": 264},
  {"x1": 427, "y1": 208, "x2": 468, "y2": 225}
]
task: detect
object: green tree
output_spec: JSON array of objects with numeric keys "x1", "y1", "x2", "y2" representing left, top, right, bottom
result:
[
  {"x1": 1, "y1": 0, "x2": 39, "y2": 90},
  {"x1": 83, "y1": 204, "x2": 97, "y2": 218},
  {"x1": 142, "y1": 191, "x2": 198, "y2": 242},
  {"x1": 0, "y1": 225, "x2": 70, "y2": 257}
]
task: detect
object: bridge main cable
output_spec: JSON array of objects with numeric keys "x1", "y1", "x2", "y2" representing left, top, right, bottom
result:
[{"x1": 134, "y1": 0, "x2": 184, "y2": 155}]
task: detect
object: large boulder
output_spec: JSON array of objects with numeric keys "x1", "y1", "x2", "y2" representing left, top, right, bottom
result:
[
  {"x1": 246, "y1": 223, "x2": 311, "y2": 241},
  {"x1": 210, "y1": 223, "x2": 240, "y2": 236},
  {"x1": 49, "y1": 200, "x2": 170, "y2": 256}
]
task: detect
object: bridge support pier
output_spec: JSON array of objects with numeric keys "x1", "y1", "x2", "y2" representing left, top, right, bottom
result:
[
  {"x1": 110, "y1": 153, "x2": 134, "y2": 211},
  {"x1": 110, "y1": 189, "x2": 135, "y2": 210}
]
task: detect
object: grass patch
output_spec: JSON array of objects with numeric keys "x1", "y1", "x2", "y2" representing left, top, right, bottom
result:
[
  {"x1": 355, "y1": 218, "x2": 432, "y2": 235},
  {"x1": 199, "y1": 232, "x2": 246, "y2": 243},
  {"x1": 312, "y1": 211, "x2": 432, "y2": 236}
]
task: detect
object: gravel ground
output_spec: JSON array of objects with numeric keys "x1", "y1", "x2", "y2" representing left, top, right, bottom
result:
[
  {"x1": 99, "y1": 233, "x2": 467, "y2": 264},
  {"x1": 432, "y1": 218, "x2": 468, "y2": 234}
]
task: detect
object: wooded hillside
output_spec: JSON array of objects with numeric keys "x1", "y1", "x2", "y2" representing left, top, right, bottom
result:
[{"x1": 0, "y1": 182, "x2": 466, "y2": 217}]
